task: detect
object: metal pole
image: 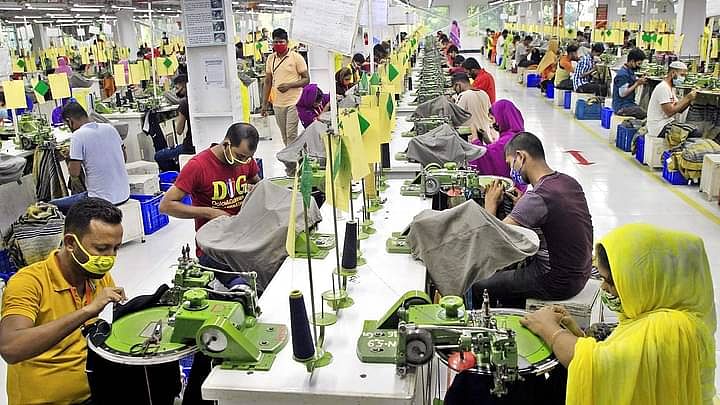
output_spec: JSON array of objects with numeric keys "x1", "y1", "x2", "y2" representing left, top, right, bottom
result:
[
  {"x1": 368, "y1": 0, "x2": 375, "y2": 74},
  {"x1": 149, "y1": 2, "x2": 158, "y2": 100}
]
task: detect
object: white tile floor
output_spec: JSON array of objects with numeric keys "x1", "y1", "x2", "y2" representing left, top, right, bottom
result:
[{"x1": 1, "y1": 56, "x2": 719, "y2": 403}]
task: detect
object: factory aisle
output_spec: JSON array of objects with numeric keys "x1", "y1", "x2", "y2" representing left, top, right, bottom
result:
[{"x1": 2, "y1": 60, "x2": 719, "y2": 402}]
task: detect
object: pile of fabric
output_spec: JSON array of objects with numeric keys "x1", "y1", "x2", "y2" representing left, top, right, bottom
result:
[
  {"x1": 410, "y1": 95, "x2": 471, "y2": 127},
  {"x1": 3, "y1": 203, "x2": 65, "y2": 268},
  {"x1": 405, "y1": 124, "x2": 486, "y2": 167},
  {"x1": 33, "y1": 142, "x2": 68, "y2": 202}
]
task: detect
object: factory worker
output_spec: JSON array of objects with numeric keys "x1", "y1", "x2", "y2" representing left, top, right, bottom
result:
[
  {"x1": 160, "y1": 122, "x2": 261, "y2": 288},
  {"x1": 473, "y1": 132, "x2": 593, "y2": 308},
  {"x1": 296, "y1": 83, "x2": 330, "y2": 128},
  {"x1": 612, "y1": 48, "x2": 648, "y2": 119},
  {"x1": 521, "y1": 223, "x2": 716, "y2": 405},
  {"x1": 461, "y1": 57, "x2": 496, "y2": 103},
  {"x1": 451, "y1": 73, "x2": 497, "y2": 144},
  {"x1": 646, "y1": 61, "x2": 697, "y2": 138},
  {"x1": 0, "y1": 198, "x2": 126, "y2": 405}
]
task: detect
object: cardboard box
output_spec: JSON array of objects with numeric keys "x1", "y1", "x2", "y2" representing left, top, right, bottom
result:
[
  {"x1": 700, "y1": 154, "x2": 720, "y2": 201},
  {"x1": 125, "y1": 161, "x2": 160, "y2": 176},
  {"x1": 128, "y1": 174, "x2": 160, "y2": 196},
  {"x1": 526, "y1": 278, "x2": 601, "y2": 330}
]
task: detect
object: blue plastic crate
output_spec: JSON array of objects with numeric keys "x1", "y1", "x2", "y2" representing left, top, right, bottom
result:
[
  {"x1": 0, "y1": 249, "x2": 17, "y2": 281},
  {"x1": 545, "y1": 82, "x2": 554, "y2": 99},
  {"x1": 615, "y1": 125, "x2": 636, "y2": 152},
  {"x1": 159, "y1": 171, "x2": 179, "y2": 184},
  {"x1": 563, "y1": 91, "x2": 572, "y2": 109},
  {"x1": 661, "y1": 151, "x2": 687, "y2": 185},
  {"x1": 635, "y1": 135, "x2": 645, "y2": 164},
  {"x1": 526, "y1": 73, "x2": 541, "y2": 88},
  {"x1": 575, "y1": 99, "x2": 602, "y2": 120},
  {"x1": 130, "y1": 194, "x2": 169, "y2": 235},
  {"x1": 160, "y1": 182, "x2": 172, "y2": 192},
  {"x1": 256, "y1": 158, "x2": 264, "y2": 179},
  {"x1": 601, "y1": 107, "x2": 613, "y2": 129},
  {"x1": 182, "y1": 195, "x2": 192, "y2": 205}
]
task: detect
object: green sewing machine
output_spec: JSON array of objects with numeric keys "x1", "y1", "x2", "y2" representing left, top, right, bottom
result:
[
  {"x1": 15, "y1": 114, "x2": 54, "y2": 150},
  {"x1": 401, "y1": 116, "x2": 449, "y2": 138},
  {"x1": 400, "y1": 162, "x2": 513, "y2": 197},
  {"x1": 357, "y1": 290, "x2": 558, "y2": 397},
  {"x1": 86, "y1": 246, "x2": 288, "y2": 370}
]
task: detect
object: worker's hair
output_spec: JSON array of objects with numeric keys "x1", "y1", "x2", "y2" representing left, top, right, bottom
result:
[
  {"x1": 566, "y1": 44, "x2": 579, "y2": 54},
  {"x1": 453, "y1": 55, "x2": 465, "y2": 66},
  {"x1": 272, "y1": 28, "x2": 288, "y2": 41},
  {"x1": 61, "y1": 102, "x2": 88, "y2": 120},
  {"x1": 596, "y1": 244, "x2": 614, "y2": 286},
  {"x1": 461, "y1": 57, "x2": 481, "y2": 71},
  {"x1": 504, "y1": 131, "x2": 546, "y2": 160},
  {"x1": 627, "y1": 48, "x2": 646, "y2": 63},
  {"x1": 0, "y1": 92, "x2": 5, "y2": 104},
  {"x1": 373, "y1": 44, "x2": 387, "y2": 57},
  {"x1": 591, "y1": 42, "x2": 605, "y2": 54},
  {"x1": 447, "y1": 45, "x2": 459, "y2": 54},
  {"x1": 336, "y1": 67, "x2": 353, "y2": 81},
  {"x1": 173, "y1": 74, "x2": 188, "y2": 85},
  {"x1": 502, "y1": 29, "x2": 508, "y2": 35},
  {"x1": 64, "y1": 197, "x2": 122, "y2": 237},
  {"x1": 524, "y1": 35, "x2": 533, "y2": 42},
  {"x1": 451, "y1": 72, "x2": 470, "y2": 85},
  {"x1": 352, "y1": 53, "x2": 365, "y2": 64},
  {"x1": 225, "y1": 122, "x2": 260, "y2": 151}
]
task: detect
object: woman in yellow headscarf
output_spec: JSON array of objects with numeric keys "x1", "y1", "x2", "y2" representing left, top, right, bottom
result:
[
  {"x1": 522, "y1": 223, "x2": 716, "y2": 405},
  {"x1": 537, "y1": 39, "x2": 560, "y2": 93}
]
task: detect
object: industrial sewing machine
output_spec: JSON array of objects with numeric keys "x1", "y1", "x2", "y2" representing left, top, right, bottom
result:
[
  {"x1": 400, "y1": 162, "x2": 513, "y2": 198},
  {"x1": 401, "y1": 116, "x2": 449, "y2": 138},
  {"x1": 86, "y1": 246, "x2": 288, "y2": 370},
  {"x1": 15, "y1": 113, "x2": 54, "y2": 150},
  {"x1": 357, "y1": 290, "x2": 558, "y2": 397}
]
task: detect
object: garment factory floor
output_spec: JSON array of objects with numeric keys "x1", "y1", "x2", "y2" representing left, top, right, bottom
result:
[{"x1": 1, "y1": 56, "x2": 720, "y2": 403}]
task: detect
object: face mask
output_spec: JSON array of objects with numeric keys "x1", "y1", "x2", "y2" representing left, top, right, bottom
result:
[
  {"x1": 600, "y1": 289, "x2": 623, "y2": 313},
  {"x1": 672, "y1": 75, "x2": 685, "y2": 86},
  {"x1": 70, "y1": 234, "x2": 115, "y2": 278},
  {"x1": 509, "y1": 156, "x2": 526, "y2": 186},
  {"x1": 273, "y1": 43, "x2": 288, "y2": 54},
  {"x1": 0, "y1": 109, "x2": 8, "y2": 120},
  {"x1": 223, "y1": 143, "x2": 252, "y2": 165}
]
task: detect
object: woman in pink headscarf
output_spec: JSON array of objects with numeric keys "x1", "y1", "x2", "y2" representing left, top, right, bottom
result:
[
  {"x1": 469, "y1": 99, "x2": 526, "y2": 189},
  {"x1": 54, "y1": 56, "x2": 73, "y2": 76},
  {"x1": 449, "y1": 20, "x2": 461, "y2": 48}
]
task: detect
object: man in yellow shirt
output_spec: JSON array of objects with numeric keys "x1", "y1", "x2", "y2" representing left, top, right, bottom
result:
[
  {"x1": 262, "y1": 28, "x2": 310, "y2": 174},
  {"x1": 0, "y1": 197, "x2": 127, "y2": 405}
]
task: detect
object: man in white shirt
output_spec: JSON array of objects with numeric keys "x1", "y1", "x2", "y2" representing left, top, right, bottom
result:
[
  {"x1": 51, "y1": 102, "x2": 130, "y2": 214},
  {"x1": 495, "y1": 30, "x2": 507, "y2": 65},
  {"x1": 646, "y1": 61, "x2": 697, "y2": 138}
]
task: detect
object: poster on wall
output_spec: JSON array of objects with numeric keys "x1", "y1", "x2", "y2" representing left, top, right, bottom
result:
[
  {"x1": 182, "y1": 0, "x2": 227, "y2": 47},
  {"x1": 290, "y1": 0, "x2": 362, "y2": 55}
]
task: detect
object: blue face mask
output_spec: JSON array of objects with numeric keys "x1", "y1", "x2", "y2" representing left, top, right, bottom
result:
[
  {"x1": 0, "y1": 109, "x2": 8, "y2": 120},
  {"x1": 509, "y1": 156, "x2": 526, "y2": 186},
  {"x1": 672, "y1": 75, "x2": 685, "y2": 87}
]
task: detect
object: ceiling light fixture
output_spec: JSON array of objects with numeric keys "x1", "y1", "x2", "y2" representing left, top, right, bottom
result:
[
  {"x1": 0, "y1": 6, "x2": 22, "y2": 10},
  {"x1": 27, "y1": 5, "x2": 65, "y2": 11},
  {"x1": 71, "y1": 8, "x2": 101, "y2": 12},
  {"x1": 14, "y1": 15, "x2": 43, "y2": 19},
  {"x1": 111, "y1": 5, "x2": 136, "y2": 10}
]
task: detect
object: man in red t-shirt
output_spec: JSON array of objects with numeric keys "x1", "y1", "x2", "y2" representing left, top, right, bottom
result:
[
  {"x1": 461, "y1": 57, "x2": 496, "y2": 104},
  {"x1": 160, "y1": 122, "x2": 261, "y2": 287}
]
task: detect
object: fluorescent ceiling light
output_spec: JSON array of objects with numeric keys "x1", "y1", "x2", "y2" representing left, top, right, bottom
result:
[
  {"x1": 14, "y1": 15, "x2": 43, "y2": 19},
  {"x1": 55, "y1": 20, "x2": 75, "y2": 23},
  {"x1": 111, "y1": 5, "x2": 136, "y2": 10},
  {"x1": 71, "y1": 7, "x2": 101, "y2": 12},
  {"x1": 0, "y1": 6, "x2": 22, "y2": 10},
  {"x1": 73, "y1": 3, "x2": 102, "y2": 7},
  {"x1": 28, "y1": 6, "x2": 65, "y2": 11},
  {"x1": 47, "y1": 14, "x2": 73, "y2": 17},
  {"x1": 35, "y1": 20, "x2": 55, "y2": 23}
]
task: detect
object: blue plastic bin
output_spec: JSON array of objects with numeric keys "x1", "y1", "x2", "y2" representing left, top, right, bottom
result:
[
  {"x1": 545, "y1": 82, "x2": 554, "y2": 99},
  {"x1": 661, "y1": 151, "x2": 687, "y2": 185},
  {"x1": 526, "y1": 73, "x2": 541, "y2": 88},
  {"x1": 635, "y1": 135, "x2": 645, "y2": 164},
  {"x1": 130, "y1": 194, "x2": 169, "y2": 235},
  {"x1": 575, "y1": 99, "x2": 602, "y2": 120},
  {"x1": 563, "y1": 91, "x2": 572, "y2": 109},
  {"x1": 615, "y1": 125, "x2": 636, "y2": 152},
  {"x1": 159, "y1": 171, "x2": 179, "y2": 184},
  {"x1": 601, "y1": 107, "x2": 613, "y2": 129},
  {"x1": 256, "y1": 158, "x2": 264, "y2": 179}
]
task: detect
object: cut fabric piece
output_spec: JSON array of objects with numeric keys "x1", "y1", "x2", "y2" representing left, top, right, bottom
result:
[
  {"x1": 410, "y1": 95, "x2": 471, "y2": 127},
  {"x1": 196, "y1": 180, "x2": 322, "y2": 289},
  {"x1": 3, "y1": 203, "x2": 64, "y2": 268},
  {"x1": 407, "y1": 200, "x2": 539, "y2": 296},
  {"x1": 406, "y1": 123, "x2": 486, "y2": 167},
  {"x1": 276, "y1": 120, "x2": 328, "y2": 165}
]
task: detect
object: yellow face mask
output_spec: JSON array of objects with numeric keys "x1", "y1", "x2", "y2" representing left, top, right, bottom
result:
[
  {"x1": 223, "y1": 143, "x2": 252, "y2": 165},
  {"x1": 69, "y1": 234, "x2": 116, "y2": 277}
]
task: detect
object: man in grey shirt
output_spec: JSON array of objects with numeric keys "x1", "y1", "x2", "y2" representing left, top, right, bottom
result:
[
  {"x1": 51, "y1": 102, "x2": 130, "y2": 214},
  {"x1": 516, "y1": 35, "x2": 533, "y2": 68}
]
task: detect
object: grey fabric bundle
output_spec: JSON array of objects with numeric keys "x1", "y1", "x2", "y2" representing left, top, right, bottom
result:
[
  {"x1": 69, "y1": 73, "x2": 93, "y2": 88},
  {"x1": 276, "y1": 120, "x2": 327, "y2": 165},
  {"x1": 0, "y1": 154, "x2": 27, "y2": 186},
  {"x1": 410, "y1": 95, "x2": 471, "y2": 126},
  {"x1": 406, "y1": 124, "x2": 486, "y2": 166},
  {"x1": 196, "y1": 180, "x2": 323, "y2": 289},
  {"x1": 3, "y1": 203, "x2": 64, "y2": 268},
  {"x1": 407, "y1": 200, "x2": 539, "y2": 296},
  {"x1": 338, "y1": 93, "x2": 361, "y2": 109}
]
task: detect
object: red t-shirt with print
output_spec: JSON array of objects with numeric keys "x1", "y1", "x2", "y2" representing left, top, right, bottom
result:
[{"x1": 174, "y1": 148, "x2": 259, "y2": 254}]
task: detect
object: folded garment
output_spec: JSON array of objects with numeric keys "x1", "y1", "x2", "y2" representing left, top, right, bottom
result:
[
  {"x1": 407, "y1": 200, "x2": 539, "y2": 296},
  {"x1": 411, "y1": 95, "x2": 471, "y2": 127},
  {"x1": 406, "y1": 123, "x2": 486, "y2": 167}
]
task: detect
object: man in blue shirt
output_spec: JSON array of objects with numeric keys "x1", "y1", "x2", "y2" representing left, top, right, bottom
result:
[
  {"x1": 612, "y1": 48, "x2": 648, "y2": 119},
  {"x1": 573, "y1": 42, "x2": 607, "y2": 96}
]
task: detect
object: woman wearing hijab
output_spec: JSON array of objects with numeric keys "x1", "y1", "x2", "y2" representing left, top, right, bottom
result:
[
  {"x1": 469, "y1": 99, "x2": 525, "y2": 187},
  {"x1": 54, "y1": 57, "x2": 73, "y2": 76},
  {"x1": 335, "y1": 67, "x2": 353, "y2": 97},
  {"x1": 449, "y1": 20, "x2": 461, "y2": 48},
  {"x1": 538, "y1": 39, "x2": 560, "y2": 93},
  {"x1": 455, "y1": 87, "x2": 497, "y2": 144},
  {"x1": 522, "y1": 223, "x2": 716, "y2": 405},
  {"x1": 296, "y1": 83, "x2": 330, "y2": 128}
]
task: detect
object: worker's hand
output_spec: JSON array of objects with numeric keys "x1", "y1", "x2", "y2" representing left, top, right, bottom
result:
[
  {"x1": 483, "y1": 180, "x2": 505, "y2": 212},
  {"x1": 86, "y1": 287, "x2": 127, "y2": 317},
  {"x1": 203, "y1": 208, "x2": 230, "y2": 220},
  {"x1": 520, "y1": 306, "x2": 563, "y2": 337},
  {"x1": 261, "y1": 107, "x2": 269, "y2": 117},
  {"x1": 277, "y1": 83, "x2": 290, "y2": 93},
  {"x1": 687, "y1": 90, "x2": 698, "y2": 101},
  {"x1": 505, "y1": 188, "x2": 524, "y2": 205},
  {"x1": 637, "y1": 77, "x2": 648, "y2": 86}
]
